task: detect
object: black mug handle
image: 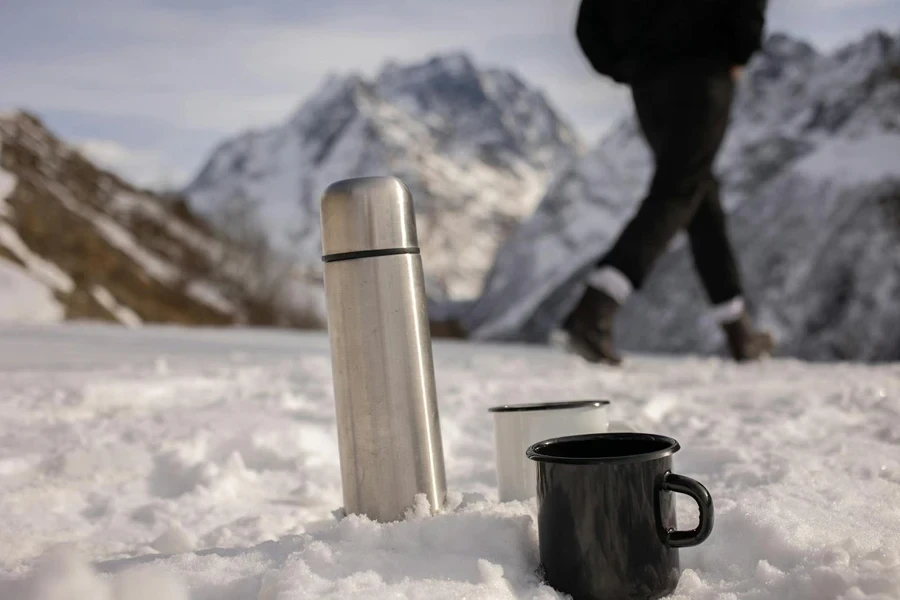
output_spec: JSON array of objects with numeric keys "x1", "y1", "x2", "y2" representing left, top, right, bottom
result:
[{"x1": 657, "y1": 471, "x2": 714, "y2": 548}]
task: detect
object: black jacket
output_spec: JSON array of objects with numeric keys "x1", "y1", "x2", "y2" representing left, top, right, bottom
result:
[{"x1": 576, "y1": 0, "x2": 767, "y2": 83}]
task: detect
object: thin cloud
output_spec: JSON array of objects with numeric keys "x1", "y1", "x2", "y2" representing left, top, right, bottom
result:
[
  {"x1": 78, "y1": 139, "x2": 188, "y2": 189},
  {"x1": 0, "y1": 0, "x2": 590, "y2": 134}
]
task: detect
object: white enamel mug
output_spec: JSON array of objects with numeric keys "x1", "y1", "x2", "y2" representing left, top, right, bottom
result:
[{"x1": 488, "y1": 400, "x2": 611, "y2": 502}]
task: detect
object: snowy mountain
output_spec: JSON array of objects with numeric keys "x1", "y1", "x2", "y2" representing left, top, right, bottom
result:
[
  {"x1": 184, "y1": 53, "x2": 582, "y2": 300},
  {"x1": 460, "y1": 30, "x2": 900, "y2": 362},
  {"x1": 0, "y1": 112, "x2": 323, "y2": 328}
]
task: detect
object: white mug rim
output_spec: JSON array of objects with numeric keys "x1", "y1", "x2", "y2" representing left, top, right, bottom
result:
[{"x1": 487, "y1": 400, "x2": 610, "y2": 413}]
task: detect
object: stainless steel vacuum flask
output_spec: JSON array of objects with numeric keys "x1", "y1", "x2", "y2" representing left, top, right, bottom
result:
[{"x1": 320, "y1": 175, "x2": 447, "y2": 523}]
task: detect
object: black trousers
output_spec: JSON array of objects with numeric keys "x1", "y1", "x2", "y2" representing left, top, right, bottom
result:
[{"x1": 598, "y1": 58, "x2": 744, "y2": 306}]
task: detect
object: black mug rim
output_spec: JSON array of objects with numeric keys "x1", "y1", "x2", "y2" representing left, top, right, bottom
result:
[
  {"x1": 487, "y1": 400, "x2": 610, "y2": 413},
  {"x1": 526, "y1": 432, "x2": 680, "y2": 465}
]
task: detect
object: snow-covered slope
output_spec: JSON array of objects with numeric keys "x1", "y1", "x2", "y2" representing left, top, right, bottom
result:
[
  {"x1": 1, "y1": 324, "x2": 899, "y2": 599},
  {"x1": 0, "y1": 112, "x2": 323, "y2": 328},
  {"x1": 0, "y1": 259, "x2": 66, "y2": 323},
  {"x1": 184, "y1": 54, "x2": 582, "y2": 299},
  {"x1": 462, "y1": 30, "x2": 900, "y2": 362}
]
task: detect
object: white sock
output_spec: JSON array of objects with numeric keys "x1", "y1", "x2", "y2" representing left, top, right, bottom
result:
[
  {"x1": 711, "y1": 296, "x2": 745, "y2": 324},
  {"x1": 586, "y1": 266, "x2": 633, "y2": 305}
]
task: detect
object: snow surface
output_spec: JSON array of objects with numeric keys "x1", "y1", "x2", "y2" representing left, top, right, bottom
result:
[
  {"x1": 0, "y1": 261, "x2": 65, "y2": 323},
  {"x1": 1, "y1": 324, "x2": 899, "y2": 599},
  {"x1": 0, "y1": 165, "x2": 16, "y2": 217}
]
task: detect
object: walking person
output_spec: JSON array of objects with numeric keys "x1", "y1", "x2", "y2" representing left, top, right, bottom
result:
[{"x1": 563, "y1": 0, "x2": 775, "y2": 365}]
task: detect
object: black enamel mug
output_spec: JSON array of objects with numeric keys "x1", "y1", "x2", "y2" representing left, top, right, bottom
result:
[{"x1": 526, "y1": 432, "x2": 713, "y2": 600}]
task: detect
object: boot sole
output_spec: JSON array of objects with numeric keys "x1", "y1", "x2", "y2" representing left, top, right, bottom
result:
[{"x1": 560, "y1": 332, "x2": 623, "y2": 367}]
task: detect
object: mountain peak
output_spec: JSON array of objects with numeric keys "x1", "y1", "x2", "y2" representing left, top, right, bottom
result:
[
  {"x1": 184, "y1": 52, "x2": 581, "y2": 300},
  {"x1": 289, "y1": 73, "x2": 372, "y2": 125},
  {"x1": 426, "y1": 52, "x2": 477, "y2": 75},
  {"x1": 375, "y1": 51, "x2": 487, "y2": 120},
  {"x1": 762, "y1": 32, "x2": 818, "y2": 63},
  {"x1": 0, "y1": 109, "x2": 36, "y2": 126},
  {"x1": 372, "y1": 52, "x2": 581, "y2": 171},
  {"x1": 834, "y1": 28, "x2": 898, "y2": 64},
  {"x1": 377, "y1": 51, "x2": 478, "y2": 83}
]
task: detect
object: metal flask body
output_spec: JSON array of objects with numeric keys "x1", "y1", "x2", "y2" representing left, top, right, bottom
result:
[{"x1": 320, "y1": 175, "x2": 447, "y2": 523}]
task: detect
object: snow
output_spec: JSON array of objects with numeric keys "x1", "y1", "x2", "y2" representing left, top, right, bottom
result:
[
  {"x1": 0, "y1": 165, "x2": 16, "y2": 217},
  {"x1": 90, "y1": 211, "x2": 179, "y2": 284},
  {"x1": 795, "y1": 133, "x2": 900, "y2": 185},
  {"x1": 0, "y1": 223, "x2": 75, "y2": 293},
  {"x1": 185, "y1": 281, "x2": 235, "y2": 315},
  {"x1": 0, "y1": 324, "x2": 898, "y2": 599},
  {"x1": 47, "y1": 181, "x2": 179, "y2": 285},
  {"x1": 110, "y1": 192, "x2": 223, "y2": 261},
  {"x1": 91, "y1": 286, "x2": 142, "y2": 328},
  {"x1": 0, "y1": 261, "x2": 65, "y2": 323},
  {"x1": 102, "y1": 192, "x2": 234, "y2": 315}
]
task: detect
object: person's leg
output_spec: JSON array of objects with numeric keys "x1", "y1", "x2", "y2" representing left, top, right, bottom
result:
[
  {"x1": 562, "y1": 60, "x2": 734, "y2": 365},
  {"x1": 687, "y1": 174, "x2": 775, "y2": 361},
  {"x1": 596, "y1": 61, "x2": 735, "y2": 297},
  {"x1": 687, "y1": 175, "x2": 743, "y2": 307}
]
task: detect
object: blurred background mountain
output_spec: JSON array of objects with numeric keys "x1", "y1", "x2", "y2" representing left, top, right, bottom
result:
[
  {"x1": 463, "y1": 31, "x2": 900, "y2": 362},
  {"x1": 183, "y1": 53, "x2": 582, "y2": 302},
  {"x1": 1, "y1": 0, "x2": 898, "y2": 361}
]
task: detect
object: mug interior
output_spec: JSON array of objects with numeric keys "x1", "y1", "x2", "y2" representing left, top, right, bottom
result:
[{"x1": 527, "y1": 433, "x2": 679, "y2": 464}]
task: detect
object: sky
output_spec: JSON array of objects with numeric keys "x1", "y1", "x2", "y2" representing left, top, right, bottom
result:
[{"x1": 1, "y1": 0, "x2": 897, "y2": 190}]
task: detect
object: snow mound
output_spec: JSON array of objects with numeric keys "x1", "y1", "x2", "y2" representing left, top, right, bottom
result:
[{"x1": 15, "y1": 545, "x2": 189, "y2": 600}]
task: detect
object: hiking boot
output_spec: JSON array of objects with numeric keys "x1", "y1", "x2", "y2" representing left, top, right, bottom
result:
[
  {"x1": 561, "y1": 287, "x2": 623, "y2": 366},
  {"x1": 722, "y1": 312, "x2": 775, "y2": 362}
]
